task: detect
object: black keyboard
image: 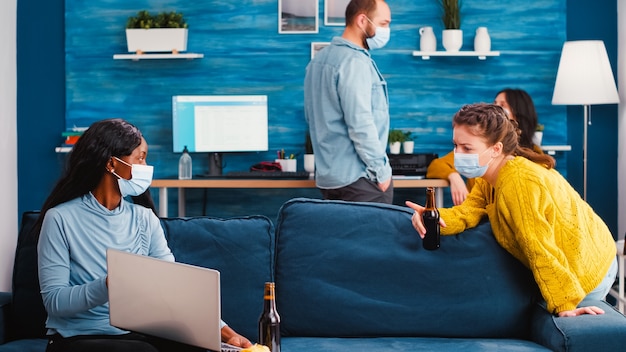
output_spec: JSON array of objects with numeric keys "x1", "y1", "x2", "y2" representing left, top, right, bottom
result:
[
  {"x1": 389, "y1": 153, "x2": 438, "y2": 176},
  {"x1": 225, "y1": 171, "x2": 312, "y2": 179}
]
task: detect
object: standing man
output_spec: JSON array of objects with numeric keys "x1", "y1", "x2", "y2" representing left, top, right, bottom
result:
[{"x1": 304, "y1": 0, "x2": 393, "y2": 204}]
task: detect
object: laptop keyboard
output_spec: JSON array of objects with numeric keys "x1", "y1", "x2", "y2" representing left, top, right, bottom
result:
[{"x1": 221, "y1": 342, "x2": 242, "y2": 352}]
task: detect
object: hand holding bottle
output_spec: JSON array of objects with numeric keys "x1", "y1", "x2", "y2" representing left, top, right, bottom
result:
[{"x1": 405, "y1": 200, "x2": 446, "y2": 239}]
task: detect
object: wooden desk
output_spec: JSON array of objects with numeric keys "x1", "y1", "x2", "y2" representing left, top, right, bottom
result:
[{"x1": 151, "y1": 177, "x2": 449, "y2": 217}]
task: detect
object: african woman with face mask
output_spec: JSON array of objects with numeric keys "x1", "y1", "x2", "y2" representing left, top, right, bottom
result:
[
  {"x1": 407, "y1": 104, "x2": 617, "y2": 318},
  {"x1": 34, "y1": 119, "x2": 251, "y2": 352}
]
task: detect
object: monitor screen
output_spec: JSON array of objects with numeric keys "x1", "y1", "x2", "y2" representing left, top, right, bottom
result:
[{"x1": 172, "y1": 95, "x2": 269, "y2": 153}]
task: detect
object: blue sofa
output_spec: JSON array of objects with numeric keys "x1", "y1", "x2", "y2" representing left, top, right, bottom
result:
[{"x1": 2, "y1": 198, "x2": 626, "y2": 352}]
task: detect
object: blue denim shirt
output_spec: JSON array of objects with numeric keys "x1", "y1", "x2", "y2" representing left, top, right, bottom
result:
[{"x1": 304, "y1": 36, "x2": 392, "y2": 189}]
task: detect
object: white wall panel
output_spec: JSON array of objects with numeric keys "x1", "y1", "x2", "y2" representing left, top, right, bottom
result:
[{"x1": 0, "y1": 0, "x2": 18, "y2": 291}]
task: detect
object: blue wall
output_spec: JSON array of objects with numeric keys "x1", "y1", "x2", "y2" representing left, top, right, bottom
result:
[
  {"x1": 63, "y1": 0, "x2": 568, "y2": 168},
  {"x1": 565, "y1": 0, "x2": 618, "y2": 238},
  {"x1": 17, "y1": 0, "x2": 65, "y2": 216},
  {"x1": 17, "y1": 0, "x2": 619, "y2": 237}
]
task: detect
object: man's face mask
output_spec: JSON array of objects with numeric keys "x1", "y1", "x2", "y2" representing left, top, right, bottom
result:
[{"x1": 364, "y1": 17, "x2": 390, "y2": 50}]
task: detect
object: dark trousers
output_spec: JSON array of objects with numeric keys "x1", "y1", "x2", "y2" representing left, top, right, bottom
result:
[
  {"x1": 46, "y1": 332, "x2": 207, "y2": 352},
  {"x1": 320, "y1": 177, "x2": 394, "y2": 204}
]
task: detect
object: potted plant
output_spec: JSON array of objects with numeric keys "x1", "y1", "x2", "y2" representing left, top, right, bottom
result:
[
  {"x1": 532, "y1": 123, "x2": 544, "y2": 146},
  {"x1": 438, "y1": 0, "x2": 462, "y2": 52},
  {"x1": 402, "y1": 131, "x2": 415, "y2": 154},
  {"x1": 125, "y1": 10, "x2": 189, "y2": 54},
  {"x1": 304, "y1": 131, "x2": 315, "y2": 173},
  {"x1": 388, "y1": 129, "x2": 406, "y2": 154}
]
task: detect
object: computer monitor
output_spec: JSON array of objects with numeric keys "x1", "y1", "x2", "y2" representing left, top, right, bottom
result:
[{"x1": 172, "y1": 95, "x2": 269, "y2": 176}]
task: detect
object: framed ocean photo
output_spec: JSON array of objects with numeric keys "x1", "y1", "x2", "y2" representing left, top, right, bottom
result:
[
  {"x1": 325, "y1": 0, "x2": 350, "y2": 26},
  {"x1": 311, "y1": 42, "x2": 330, "y2": 59},
  {"x1": 279, "y1": 0, "x2": 318, "y2": 34}
]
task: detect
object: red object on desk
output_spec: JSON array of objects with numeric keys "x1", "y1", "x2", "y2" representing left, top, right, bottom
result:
[{"x1": 65, "y1": 135, "x2": 80, "y2": 145}]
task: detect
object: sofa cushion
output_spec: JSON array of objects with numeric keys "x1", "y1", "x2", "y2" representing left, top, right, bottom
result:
[
  {"x1": 530, "y1": 299, "x2": 626, "y2": 352},
  {"x1": 275, "y1": 198, "x2": 538, "y2": 339},
  {"x1": 10, "y1": 212, "x2": 47, "y2": 341},
  {"x1": 0, "y1": 292, "x2": 11, "y2": 344},
  {"x1": 281, "y1": 337, "x2": 550, "y2": 352},
  {"x1": 160, "y1": 215, "x2": 275, "y2": 342},
  {"x1": 0, "y1": 338, "x2": 47, "y2": 352}
]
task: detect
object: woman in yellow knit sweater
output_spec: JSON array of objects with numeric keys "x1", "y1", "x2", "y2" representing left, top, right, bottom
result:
[
  {"x1": 427, "y1": 88, "x2": 542, "y2": 205},
  {"x1": 408, "y1": 103, "x2": 617, "y2": 317}
]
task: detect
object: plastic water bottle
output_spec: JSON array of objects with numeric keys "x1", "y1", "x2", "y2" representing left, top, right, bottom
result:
[{"x1": 178, "y1": 146, "x2": 192, "y2": 180}]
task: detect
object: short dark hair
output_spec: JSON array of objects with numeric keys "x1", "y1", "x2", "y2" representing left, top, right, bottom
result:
[{"x1": 345, "y1": 0, "x2": 379, "y2": 25}]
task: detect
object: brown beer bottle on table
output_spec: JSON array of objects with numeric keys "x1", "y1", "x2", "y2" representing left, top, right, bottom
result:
[
  {"x1": 422, "y1": 187, "x2": 440, "y2": 250},
  {"x1": 258, "y1": 282, "x2": 281, "y2": 352}
]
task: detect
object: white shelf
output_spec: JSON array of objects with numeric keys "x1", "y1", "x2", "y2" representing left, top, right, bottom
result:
[
  {"x1": 412, "y1": 50, "x2": 500, "y2": 60},
  {"x1": 113, "y1": 53, "x2": 204, "y2": 60},
  {"x1": 540, "y1": 145, "x2": 571, "y2": 155},
  {"x1": 55, "y1": 146, "x2": 72, "y2": 153}
]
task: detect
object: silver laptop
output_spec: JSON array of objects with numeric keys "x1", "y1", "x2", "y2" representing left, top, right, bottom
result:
[{"x1": 107, "y1": 248, "x2": 230, "y2": 351}]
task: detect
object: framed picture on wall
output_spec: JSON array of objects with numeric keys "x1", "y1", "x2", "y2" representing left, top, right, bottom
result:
[
  {"x1": 325, "y1": 0, "x2": 350, "y2": 26},
  {"x1": 311, "y1": 42, "x2": 330, "y2": 59},
  {"x1": 279, "y1": 0, "x2": 318, "y2": 34}
]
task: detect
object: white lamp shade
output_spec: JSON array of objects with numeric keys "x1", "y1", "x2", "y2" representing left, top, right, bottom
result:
[{"x1": 552, "y1": 40, "x2": 620, "y2": 105}]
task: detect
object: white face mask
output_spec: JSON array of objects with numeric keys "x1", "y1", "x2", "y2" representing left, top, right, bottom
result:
[
  {"x1": 112, "y1": 157, "x2": 154, "y2": 197},
  {"x1": 454, "y1": 148, "x2": 493, "y2": 179},
  {"x1": 364, "y1": 17, "x2": 390, "y2": 50}
]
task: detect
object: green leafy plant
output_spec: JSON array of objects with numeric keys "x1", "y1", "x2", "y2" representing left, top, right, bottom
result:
[
  {"x1": 389, "y1": 129, "x2": 407, "y2": 143},
  {"x1": 126, "y1": 10, "x2": 188, "y2": 29},
  {"x1": 535, "y1": 123, "x2": 545, "y2": 132},
  {"x1": 403, "y1": 131, "x2": 413, "y2": 142},
  {"x1": 438, "y1": 0, "x2": 461, "y2": 30}
]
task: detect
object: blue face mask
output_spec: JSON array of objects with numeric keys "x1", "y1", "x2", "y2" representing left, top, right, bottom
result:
[
  {"x1": 112, "y1": 157, "x2": 154, "y2": 197},
  {"x1": 454, "y1": 148, "x2": 493, "y2": 179},
  {"x1": 365, "y1": 17, "x2": 390, "y2": 50}
]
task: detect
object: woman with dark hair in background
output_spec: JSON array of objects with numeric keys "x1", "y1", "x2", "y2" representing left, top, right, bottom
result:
[
  {"x1": 35, "y1": 118, "x2": 252, "y2": 352},
  {"x1": 493, "y1": 88, "x2": 540, "y2": 151},
  {"x1": 426, "y1": 88, "x2": 543, "y2": 205}
]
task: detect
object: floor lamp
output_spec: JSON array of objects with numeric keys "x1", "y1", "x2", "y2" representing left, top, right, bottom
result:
[{"x1": 552, "y1": 40, "x2": 620, "y2": 200}]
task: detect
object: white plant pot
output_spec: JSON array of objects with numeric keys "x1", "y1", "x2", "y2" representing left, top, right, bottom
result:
[
  {"x1": 304, "y1": 154, "x2": 315, "y2": 173},
  {"x1": 389, "y1": 142, "x2": 401, "y2": 154},
  {"x1": 532, "y1": 131, "x2": 543, "y2": 146},
  {"x1": 442, "y1": 29, "x2": 463, "y2": 52},
  {"x1": 275, "y1": 158, "x2": 297, "y2": 172},
  {"x1": 126, "y1": 28, "x2": 188, "y2": 53},
  {"x1": 403, "y1": 141, "x2": 414, "y2": 154}
]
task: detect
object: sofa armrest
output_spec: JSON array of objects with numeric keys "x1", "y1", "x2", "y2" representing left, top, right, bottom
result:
[
  {"x1": 0, "y1": 291, "x2": 12, "y2": 344},
  {"x1": 530, "y1": 300, "x2": 626, "y2": 352}
]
